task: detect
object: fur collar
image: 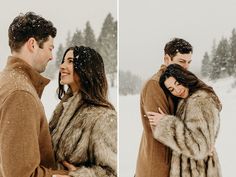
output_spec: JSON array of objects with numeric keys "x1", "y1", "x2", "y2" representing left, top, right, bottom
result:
[{"x1": 51, "y1": 92, "x2": 82, "y2": 153}]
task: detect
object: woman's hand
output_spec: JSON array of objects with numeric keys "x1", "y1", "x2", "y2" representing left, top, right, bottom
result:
[
  {"x1": 146, "y1": 107, "x2": 166, "y2": 126},
  {"x1": 62, "y1": 161, "x2": 77, "y2": 171}
]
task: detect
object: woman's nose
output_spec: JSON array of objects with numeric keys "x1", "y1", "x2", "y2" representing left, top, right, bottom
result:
[
  {"x1": 60, "y1": 62, "x2": 66, "y2": 69},
  {"x1": 175, "y1": 87, "x2": 181, "y2": 94}
]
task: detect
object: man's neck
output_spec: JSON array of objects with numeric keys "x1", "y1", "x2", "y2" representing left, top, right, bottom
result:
[{"x1": 12, "y1": 51, "x2": 33, "y2": 68}]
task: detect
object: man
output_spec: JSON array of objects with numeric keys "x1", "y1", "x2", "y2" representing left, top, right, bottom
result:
[
  {"x1": 0, "y1": 12, "x2": 69, "y2": 177},
  {"x1": 135, "y1": 38, "x2": 193, "y2": 177}
]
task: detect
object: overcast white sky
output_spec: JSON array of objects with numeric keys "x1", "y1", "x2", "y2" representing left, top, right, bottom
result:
[
  {"x1": 120, "y1": 0, "x2": 236, "y2": 79},
  {"x1": 0, "y1": 0, "x2": 117, "y2": 70}
]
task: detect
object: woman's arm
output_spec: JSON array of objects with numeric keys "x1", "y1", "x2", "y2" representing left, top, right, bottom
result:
[
  {"x1": 150, "y1": 95, "x2": 219, "y2": 160},
  {"x1": 68, "y1": 110, "x2": 117, "y2": 177}
]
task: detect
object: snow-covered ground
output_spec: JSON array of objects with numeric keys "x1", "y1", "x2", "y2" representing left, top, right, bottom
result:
[
  {"x1": 41, "y1": 78, "x2": 117, "y2": 120},
  {"x1": 119, "y1": 77, "x2": 236, "y2": 177}
]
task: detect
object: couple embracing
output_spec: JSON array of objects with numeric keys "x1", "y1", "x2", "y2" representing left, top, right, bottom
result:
[
  {"x1": 0, "y1": 12, "x2": 117, "y2": 177},
  {"x1": 135, "y1": 38, "x2": 222, "y2": 177}
]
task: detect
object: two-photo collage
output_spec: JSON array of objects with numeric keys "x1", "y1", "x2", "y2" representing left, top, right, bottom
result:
[{"x1": 0, "y1": 0, "x2": 235, "y2": 177}]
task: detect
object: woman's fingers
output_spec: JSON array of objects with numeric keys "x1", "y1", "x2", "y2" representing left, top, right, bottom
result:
[
  {"x1": 146, "y1": 111, "x2": 157, "y2": 116},
  {"x1": 148, "y1": 117, "x2": 157, "y2": 126},
  {"x1": 147, "y1": 115, "x2": 159, "y2": 125},
  {"x1": 62, "y1": 161, "x2": 77, "y2": 171},
  {"x1": 158, "y1": 107, "x2": 165, "y2": 114}
]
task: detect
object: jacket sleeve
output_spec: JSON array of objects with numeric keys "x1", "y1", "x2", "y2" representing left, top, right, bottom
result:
[
  {"x1": 142, "y1": 79, "x2": 171, "y2": 114},
  {"x1": 142, "y1": 79, "x2": 172, "y2": 136},
  {"x1": 0, "y1": 90, "x2": 65, "y2": 177},
  {"x1": 152, "y1": 95, "x2": 220, "y2": 160},
  {"x1": 69, "y1": 111, "x2": 117, "y2": 177}
]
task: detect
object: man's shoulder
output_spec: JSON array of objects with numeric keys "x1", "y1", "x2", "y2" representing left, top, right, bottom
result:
[
  {"x1": 145, "y1": 66, "x2": 165, "y2": 83},
  {"x1": 142, "y1": 69, "x2": 163, "y2": 91},
  {"x1": 0, "y1": 69, "x2": 36, "y2": 100}
]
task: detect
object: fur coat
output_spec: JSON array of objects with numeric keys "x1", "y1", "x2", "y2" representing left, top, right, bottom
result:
[
  {"x1": 153, "y1": 90, "x2": 222, "y2": 177},
  {"x1": 49, "y1": 92, "x2": 117, "y2": 177}
]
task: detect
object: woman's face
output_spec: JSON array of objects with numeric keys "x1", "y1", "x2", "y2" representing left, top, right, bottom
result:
[
  {"x1": 164, "y1": 76, "x2": 189, "y2": 98},
  {"x1": 60, "y1": 50, "x2": 80, "y2": 92}
]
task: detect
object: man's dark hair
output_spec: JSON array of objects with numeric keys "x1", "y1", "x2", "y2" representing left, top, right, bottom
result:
[
  {"x1": 164, "y1": 38, "x2": 193, "y2": 58},
  {"x1": 8, "y1": 12, "x2": 57, "y2": 52}
]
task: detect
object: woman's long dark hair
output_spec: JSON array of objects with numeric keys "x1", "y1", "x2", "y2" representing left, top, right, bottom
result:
[
  {"x1": 159, "y1": 64, "x2": 222, "y2": 111},
  {"x1": 58, "y1": 46, "x2": 114, "y2": 110}
]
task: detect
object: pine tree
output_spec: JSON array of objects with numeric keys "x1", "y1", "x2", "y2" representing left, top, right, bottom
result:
[
  {"x1": 71, "y1": 29, "x2": 85, "y2": 47},
  {"x1": 210, "y1": 39, "x2": 217, "y2": 60},
  {"x1": 97, "y1": 13, "x2": 117, "y2": 86},
  {"x1": 55, "y1": 44, "x2": 64, "y2": 69},
  {"x1": 228, "y1": 28, "x2": 236, "y2": 75},
  {"x1": 119, "y1": 70, "x2": 143, "y2": 95},
  {"x1": 210, "y1": 38, "x2": 230, "y2": 79},
  {"x1": 83, "y1": 21, "x2": 96, "y2": 49},
  {"x1": 65, "y1": 31, "x2": 72, "y2": 48},
  {"x1": 201, "y1": 52, "x2": 211, "y2": 77}
]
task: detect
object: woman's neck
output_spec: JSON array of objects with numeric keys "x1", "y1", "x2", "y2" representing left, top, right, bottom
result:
[{"x1": 69, "y1": 83, "x2": 79, "y2": 94}]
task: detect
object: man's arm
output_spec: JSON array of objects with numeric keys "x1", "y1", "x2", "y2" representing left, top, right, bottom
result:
[
  {"x1": 0, "y1": 91, "x2": 67, "y2": 177},
  {"x1": 142, "y1": 79, "x2": 171, "y2": 115},
  {"x1": 141, "y1": 79, "x2": 172, "y2": 136}
]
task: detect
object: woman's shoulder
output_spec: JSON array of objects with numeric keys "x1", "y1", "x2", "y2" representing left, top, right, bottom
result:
[
  {"x1": 82, "y1": 105, "x2": 117, "y2": 119},
  {"x1": 189, "y1": 90, "x2": 211, "y2": 100},
  {"x1": 187, "y1": 90, "x2": 217, "y2": 107}
]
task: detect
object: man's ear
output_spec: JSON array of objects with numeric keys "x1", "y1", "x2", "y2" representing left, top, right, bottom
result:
[
  {"x1": 26, "y1": 37, "x2": 36, "y2": 52},
  {"x1": 164, "y1": 54, "x2": 171, "y2": 65}
]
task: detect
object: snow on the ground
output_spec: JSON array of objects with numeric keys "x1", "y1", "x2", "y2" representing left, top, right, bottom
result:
[{"x1": 119, "y1": 76, "x2": 236, "y2": 177}]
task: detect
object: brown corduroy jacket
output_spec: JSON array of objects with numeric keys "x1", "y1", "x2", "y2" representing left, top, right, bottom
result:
[
  {"x1": 0, "y1": 56, "x2": 67, "y2": 177},
  {"x1": 135, "y1": 65, "x2": 174, "y2": 177}
]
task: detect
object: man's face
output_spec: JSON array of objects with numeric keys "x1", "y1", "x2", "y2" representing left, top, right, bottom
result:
[
  {"x1": 165, "y1": 52, "x2": 192, "y2": 70},
  {"x1": 32, "y1": 36, "x2": 54, "y2": 73}
]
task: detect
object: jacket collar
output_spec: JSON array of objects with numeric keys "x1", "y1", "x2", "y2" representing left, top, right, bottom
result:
[
  {"x1": 5, "y1": 56, "x2": 50, "y2": 97},
  {"x1": 160, "y1": 64, "x2": 167, "y2": 72}
]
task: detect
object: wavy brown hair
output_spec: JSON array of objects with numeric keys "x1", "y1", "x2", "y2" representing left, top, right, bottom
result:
[
  {"x1": 8, "y1": 12, "x2": 56, "y2": 52},
  {"x1": 58, "y1": 46, "x2": 114, "y2": 110},
  {"x1": 159, "y1": 64, "x2": 222, "y2": 111}
]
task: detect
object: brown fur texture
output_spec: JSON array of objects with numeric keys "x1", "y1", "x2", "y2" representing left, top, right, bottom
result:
[
  {"x1": 153, "y1": 90, "x2": 222, "y2": 177},
  {"x1": 49, "y1": 92, "x2": 117, "y2": 177}
]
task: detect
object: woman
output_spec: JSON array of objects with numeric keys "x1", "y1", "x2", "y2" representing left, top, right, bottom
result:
[
  {"x1": 49, "y1": 46, "x2": 117, "y2": 177},
  {"x1": 147, "y1": 64, "x2": 222, "y2": 177}
]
